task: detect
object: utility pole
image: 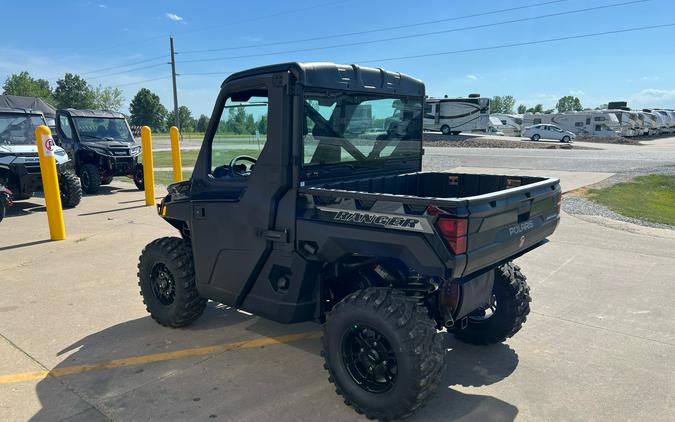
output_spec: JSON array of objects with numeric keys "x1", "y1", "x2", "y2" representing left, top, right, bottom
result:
[{"x1": 169, "y1": 36, "x2": 180, "y2": 131}]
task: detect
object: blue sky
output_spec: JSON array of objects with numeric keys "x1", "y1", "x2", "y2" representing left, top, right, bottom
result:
[{"x1": 1, "y1": 0, "x2": 675, "y2": 116}]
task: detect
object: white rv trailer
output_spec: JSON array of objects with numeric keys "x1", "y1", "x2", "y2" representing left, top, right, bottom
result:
[
  {"x1": 633, "y1": 111, "x2": 656, "y2": 136},
  {"x1": 522, "y1": 111, "x2": 620, "y2": 137},
  {"x1": 423, "y1": 95, "x2": 490, "y2": 135},
  {"x1": 608, "y1": 110, "x2": 640, "y2": 137},
  {"x1": 654, "y1": 110, "x2": 674, "y2": 133},
  {"x1": 491, "y1": 113, "x2": 523, "y2": 136},
  {"x1": 649, "y1": 109, "x2": 673, "y2": 134}
]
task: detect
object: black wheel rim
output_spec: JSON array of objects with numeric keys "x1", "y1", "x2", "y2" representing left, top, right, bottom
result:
[
  {"x1": 81, "y1": 172, "x2": 88, "y2": 189},
  {"x1": 468, "y1": 294, "x2": 497, "y2": 322},
  {"x1": 150, "y1": 263, "x2": 176, "y2": 305},
  {"x1": 342, "y1": 324, "x2": 398, "y2": 393}
]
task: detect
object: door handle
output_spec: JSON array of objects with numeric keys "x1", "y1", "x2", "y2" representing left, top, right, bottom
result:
[{"x1": 263, "y1": 229, "x2": 288, "y2": 242}]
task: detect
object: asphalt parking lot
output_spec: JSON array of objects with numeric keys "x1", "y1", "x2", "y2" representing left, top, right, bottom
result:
[{"x1": 1, "y1": 140, "x2": 675, "y2": 421}]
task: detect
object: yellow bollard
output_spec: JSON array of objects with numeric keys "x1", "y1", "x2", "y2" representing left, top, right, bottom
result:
[
  {"x1": 35, "y1": 125, "x2": 65, "y2": 240},
  {"x1": 141, "y1": 126, "x2": 156, "y2": 206},
  {"x1": 169, "y1": 126, "x2": 182, "y2": 182}
]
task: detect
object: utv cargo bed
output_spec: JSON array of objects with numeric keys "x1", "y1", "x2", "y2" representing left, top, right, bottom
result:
[{"x1": 300, "y1": 171, "x2": 561, "y2": 277}]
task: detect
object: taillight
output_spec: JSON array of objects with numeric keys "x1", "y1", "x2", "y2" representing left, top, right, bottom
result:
[{"x1": 436, "y1": 216, "x2": 468, "y2": 255}]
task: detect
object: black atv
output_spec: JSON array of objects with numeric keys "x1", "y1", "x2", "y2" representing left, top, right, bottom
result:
[
  {"x1": 138, "y1": 62, "x2": 561, "y2": 420},
  {"x1": 0, "y1": 108, "x2": 81, "y2": 221},
  {"x1": 55, "y1": 109, "x2": 144, "y2": 194}
]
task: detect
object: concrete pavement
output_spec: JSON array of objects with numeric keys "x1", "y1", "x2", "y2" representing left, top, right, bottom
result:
[{"x1": 1, "y1": 138, "x2": 675, "y2": 421}]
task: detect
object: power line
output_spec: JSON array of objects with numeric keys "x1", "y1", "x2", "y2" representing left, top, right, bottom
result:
[
  {"x1": 178, "y1": 72, "x2": 232, "y2": 76},
  {"x1": 178, "y1": 0, "x2": 650, "y2": 64},
  {"x1": 79, "y1": 55, "x2": 168, "y2": 76},
  {"x1": 87, "y1": 62, "x2": 168, "y2": 80},
  {"x1": 178, "y1": 0, "x2": 574, "y2": 55},
  {"x1": 112, "y1": 76, "x2": 171, "y2": 88},
  {"x1": 174, "y1": 0, "x2": 352, "y2": 37},
  {"x1": 358, "y1": 22, "x2": 675, "y2": 64}
]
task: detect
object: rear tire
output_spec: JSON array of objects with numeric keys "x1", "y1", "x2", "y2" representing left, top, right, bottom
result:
[
  {"x1": 137, "y1": 237, "x2": 206, "y2": 327},
  {"x1": 58, "y1": 171, "x2": 82, "y2": 208},
  {"x1": 452, "y1": 262, "x2": 531, "y2": 345},
  {"x1": 322, "y1": 288, "x2": 445, "y2": 420},
  {"x1": 80, "y1": 163, "x2": 101, "y2": 194},
  {"x1": 440, "y1": 125, "x2": 451, "y2": 135},
  {"x1": 531, "y1": 134, "x2": 541, "y2": 141}
]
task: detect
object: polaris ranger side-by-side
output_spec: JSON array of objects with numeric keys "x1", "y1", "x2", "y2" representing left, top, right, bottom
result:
[
  {"x1": 55, "y1": 109, "x2": 144, "y2": 194},
  {"x1": 0, "y1": 108, "x2": 81, "y2": 222},
  {"x1": 138, "y1": 63, "x2": 561, "y2": 420}
]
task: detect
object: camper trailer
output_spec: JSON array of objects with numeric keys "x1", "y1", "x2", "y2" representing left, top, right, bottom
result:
[
  {"x1": 608, "y1": 110, "x2": 640, "y2": 137},
  {"x1": 654, "y1": 110, "x2": 675, "y2": 133},
  {"x1": 491, "y1": 113, "x2": 523, "y2": 136},
  {"x1": 423, "y1": 94, "x2": 490, "y2": 135},
  {"x1": 645, "y1": 109, "x2": 671, "y2": 134},
  {"x1": 633, "y1": 111, "x2": 656, "y2": 136},
  {"x1": 523, "y1": 111, "x2": 620, "y2": 137}
]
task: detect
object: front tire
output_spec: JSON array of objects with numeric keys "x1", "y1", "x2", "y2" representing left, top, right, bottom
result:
[
  {"x1": 452, "y1": 262, "x2": 531, "y2": 345},
  {"x1": 80, "y1": 163, "x2": 101, "y2": 194},
  {"x1": 440, "y1": 125, "x2": 451, "y2": 135},
  {"x1": 58, "y1": 171, "x2": 82, "y2": 208},
  {"x1": 561, "y1": 135, "x2": 571, "y2": 143},
  {"x1": 133, "y1": 164, "x2": 145, "y2": 191},
  {"x1": 137, "y1": 237, "x2": 206, "y2": 327},
  {"x1": 322, "y1": 288, "x2": 445, "y2": 420}
]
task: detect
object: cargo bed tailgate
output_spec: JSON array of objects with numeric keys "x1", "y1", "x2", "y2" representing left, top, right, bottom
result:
[{"x1": 459, "y1": 177, "x2": 560, "y2": 276}]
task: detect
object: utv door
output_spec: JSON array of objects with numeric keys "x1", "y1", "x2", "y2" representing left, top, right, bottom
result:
[
  {"x1": 56, "y1": 113, "x2": 76, "y2": 161},
  {"x1": 188, "y1": 76, "x2": 291, "y2": 307}
]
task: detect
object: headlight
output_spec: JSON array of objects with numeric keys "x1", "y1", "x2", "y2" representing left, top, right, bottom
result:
[{"x1": 131, "y1": 146, "x2": 141, "y2": 155}]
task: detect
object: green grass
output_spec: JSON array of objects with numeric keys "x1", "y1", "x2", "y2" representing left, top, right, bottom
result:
[
  {"x1": 142, "y1": 149, "x2": 260, "y2": 168},
  {"x1": 587, "y1": 174, "x2": 675, "y2": 226}
]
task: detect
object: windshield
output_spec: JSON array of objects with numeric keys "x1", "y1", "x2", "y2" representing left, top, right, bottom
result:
[
  {"x1": 302, "y1": 92, "x2": 422, "y2": 167},
  {"x1": 73, "y1": 117, "x2": 133, "y2": 142},
  {"x1": 0, "y1": 114, "x2": 45, "y2": 145}
]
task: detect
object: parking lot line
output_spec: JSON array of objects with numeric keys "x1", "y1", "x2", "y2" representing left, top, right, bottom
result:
[{"x1": 0, "y1": 331, "x2": 320, "y2": 385}]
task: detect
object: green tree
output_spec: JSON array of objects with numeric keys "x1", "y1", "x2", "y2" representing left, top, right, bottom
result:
[
  {"x1": 129, "y1": 88, "x2": 167, "y2": 131},
  {"x1": 517, "y1": 104, "x2": 527, "y2": 114},
  {"x1": 224, "y1": 107, "x2": 249, "y2": 134},
  {"x1": 256, "y1": 115, "x2": 268, "y2": 134},
  {"x1": 2, "y1": 71, "x2": 54, "y2": 103},
  {"x1": 93, "y1": 86, "x2": 124, "y2": 111},
  {"x1": 526, "y1": 104, "x2": 544, "y2": 113},
  {"x1": 54, "y1": 73, "x2": 95, "y2": 109},
  {"x1": 501, "y1": 95, "x2": 516, "y2": 114},
  {"x1": 491, "y1": 96, "x2": 504, "y2": 114},
  {"x1": 178, "y1": 105, "x2": 194, "y2": 131},
  {"x1": 244, "y1": 114, "x2": 255, "y2": 134},
  {"x1": 556, "y1": 95, "x2": 583, "y2": 113},
  {"x1": 196, "y1": 114, "x2": 209, "y2": 132}
]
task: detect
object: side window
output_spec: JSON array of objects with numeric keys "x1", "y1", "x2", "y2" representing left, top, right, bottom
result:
[
  {"x1": 595, "y1": 124, "x2": 602, "y2": 131},
  {"x1": 575, "y1": 122, "x2": 584, "y2": 127},
  {"x1": 586, "y1": 118, "x2": 591, "y2": 124},
  {"x1": 424, "y1": 104, "x2": 432, "y2": 115},
  {"x1": 59, "y1": 115, "x2": 73, "y2": 139},
  {"x1": 533, "y1": 118, "x2": 542, "y2": 124},
  {"x1": 210, "y1": 89, "x2": 268, "y2": 177}
]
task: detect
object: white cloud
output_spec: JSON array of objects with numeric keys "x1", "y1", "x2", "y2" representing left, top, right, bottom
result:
[
  {"x1": 166, "y1": 13, "x2": 184, "y2": 22},
  {"x1": 631, "y1": 89, "x2": 675, "y2": 107},
  {"x1": 98, "y1": 4, "x2": 107, "y2": 8},
  {"x1": 465, "y1": 74, "x2": 478, "y2": 80},
  {"x1": 569, "y1": 90, "x2": 585, "y2": 96}
]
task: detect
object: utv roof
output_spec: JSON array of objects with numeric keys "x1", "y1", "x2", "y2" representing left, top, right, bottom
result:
[
  {"x1": 58, "y1": 109, "x2": 126, "y2": 119},
  {"x1": 223, "y1": 62, "x2": 424, "y2": 97},
  {"x1": 0, "y1": 107, "x2": 44, "y2": 116},
  {"x1": 0, "y1": 95, "x2": 56, "y2": 118}
]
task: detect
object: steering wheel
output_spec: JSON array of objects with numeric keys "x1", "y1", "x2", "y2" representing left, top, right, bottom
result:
[{"x1": 228, "y1": 155, "x2": 257, "y2": 176}]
